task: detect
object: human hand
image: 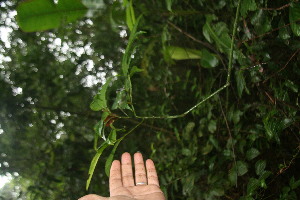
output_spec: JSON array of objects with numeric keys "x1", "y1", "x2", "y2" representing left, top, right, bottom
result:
[{"x1": 79, "y1": 152, "x2": 165, "y2": 200}]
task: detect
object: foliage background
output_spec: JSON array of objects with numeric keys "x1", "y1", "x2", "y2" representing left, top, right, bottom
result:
[{"x1": 0, "y1": 0, "x2": 300, "y2": 199}]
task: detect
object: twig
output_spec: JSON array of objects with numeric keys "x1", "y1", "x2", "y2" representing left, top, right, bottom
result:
[
  {"x1": 263, "y1": 49, "x2": 300, "y2": 83},
  {"x1": 123, "y1": 118, "x2": 176, "y2": 136},
  {"x1": 227, "y1": 0, "x2": 242, "y2": 84},
  {"x1": 241, "y1": 17, "x2": 300, "y2": 44},
  {"x1": 218, "y1": 97, "x2": 237, "y2": 187},
  {"x1": 33, "y1": 105, "x2": 175, "y2": 135},
  {"x1": 260, "y1": 3, "x2": 291, "y2": 11}
]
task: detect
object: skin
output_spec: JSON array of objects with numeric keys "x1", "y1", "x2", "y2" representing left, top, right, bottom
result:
[{"x1": 79, "y1": 152, "x2": 165, "y2": 200}]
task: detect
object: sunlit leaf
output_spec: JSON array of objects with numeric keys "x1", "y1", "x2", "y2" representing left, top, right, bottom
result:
[
  {"x1": 17, "y1": 0, "x2": 87, "y2": 32},
  {"x1": 166, "y1": 46, "x2": 202, "y2": 60}
]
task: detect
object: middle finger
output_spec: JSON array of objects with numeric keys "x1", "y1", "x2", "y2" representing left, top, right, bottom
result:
[{"x1": 121, "y1": 152, "x2": 135, "y2": 187}]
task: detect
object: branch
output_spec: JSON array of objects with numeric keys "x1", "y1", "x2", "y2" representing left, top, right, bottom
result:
[
  {"x1": 263, "y1": 49, "x2": 300, "y2": 83},
  {"x1": 260, "y1": 3, "x2": 291, "y2": 11},
  {"x1": 33, "y1": 105, "x2": 175, "y2": 135}
]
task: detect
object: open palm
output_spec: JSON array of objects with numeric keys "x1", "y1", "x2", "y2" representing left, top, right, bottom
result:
[
  {"x1": 109, "y1": 152, "x2": 165, "y2": 200},
  {"x1": 79, "y1": 152, "x2": 165, "y2": 200}
]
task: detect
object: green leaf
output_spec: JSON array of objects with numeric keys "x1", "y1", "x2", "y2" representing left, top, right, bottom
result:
[
  {"x1": 166, "y1": 46, "x2": 202, "y2": 60},
  {"x1": 105, "y1": 139, "x2": 121, "y2": 176},
  {"x1": 251, "y1": 10, "x2": 271, "y2": 35},
  {"x1": 203, "y1": 23, "x2": 213, "y2": 43},
  {"x1": 90, "y1": 78, "x2": 113, "y2": 111},
  {"x1": 183, "y1": 122, "x2": 195, "y2": 140},
  {"x1": 289, "y1": 2, "x2": 300, "y2": 36},
  {"x1": 104, "y1": 120, "x2": 144, "y2": 176},
  {"x1": 247, "y1": 178, "x2": 260, "y2": 195},
  {"x1": 208, "y1": 120, "x2": 217, "y2": 133},
  {"x1": 201, "y1": 142, "x2": 213, "y2": 155},
  {"x1": 182, "y1": 175, "x2": 195, "y2": 195},
  {"x1": 258, "y1": 171, "x2": 272, "y2": 182},
  {"x1": 165, "y1": 0, "x2": 172, "y2": 11},
  {"x1": 125, "y1": 0, "x2": 136, "y2": 31},
  {"x1": 122, "y1": 16, "x2": 144, "y2": 76},
  {"x1": 182, "y1": 148, "x2": 192, "y2": 156},
  {"x1": 290, "y1": 177, "x2": 300, "y2": 190},
  {"x1": 200, "y1": 49, "x2": 219, "y2": 68},
  {"x1": 255, "y1": 160, "x2": 266, "y2": 176},
  {"x1": 235, "y1": 70, "x2": 249, "y2": 98},
  {"x1": 203, "y1": 16, "x2": 232, "y2": 55},
  {"x1": 210, "y1": 188, "x2": 224, "y2": 197},
  {"x1": 246, "y1": 148, "x2": 260, "y2": 161},
  {"x1": 240, "y1": 0, "x2": 257, "y2": 17},
  {"x1": 229, "y1": 165, "x2": 237, "y2": 185},
  {"x1": 130, "y1": 66, "x2": 144, "y2": 77},
  {"x1": 263, "y1": 111, "x2": 292, "y2": 143},
  {"x1": 112, "y1": 89, "x2": 132, "y2": 111},
  {"x1": 107, "y1": 129, "x2": 117, "y2": 144},
  {"x1": 16, "y1": 0, "x2": 87, "y2": 32},
  {"x1": 279, "y1": 18, "x2": 291, "y2": 40},
  {"x1": 237, "y1": 160, "x2": 248, "y2": 176},
  {"x1": 232, "y1": 110, "x2": 243, "y2": 124},
  {"x1": 86, "y1": 142, "x2": 109, "y2": 190}
]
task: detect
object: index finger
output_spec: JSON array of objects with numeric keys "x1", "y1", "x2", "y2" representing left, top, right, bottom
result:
[{"x1": 109, "y1": 160, "x2": 122, "y2": 195}]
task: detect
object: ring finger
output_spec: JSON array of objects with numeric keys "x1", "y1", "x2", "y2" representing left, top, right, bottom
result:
[{"x1": 134, "y1": 152, "x2": 147, "y2": 185}]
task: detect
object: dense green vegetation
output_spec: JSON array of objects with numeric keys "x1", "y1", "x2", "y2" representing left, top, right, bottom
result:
[{"x1": 0, "y1": 0, "x2": 300, "y2": 199}]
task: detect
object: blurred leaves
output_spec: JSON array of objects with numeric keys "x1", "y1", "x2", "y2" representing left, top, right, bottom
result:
[
  {"x1": 289, "y1": 2, "x2": 300, "y2": 36},
  {"x1": 17, "y1": 0, "x2": 87, "y2": 32}
]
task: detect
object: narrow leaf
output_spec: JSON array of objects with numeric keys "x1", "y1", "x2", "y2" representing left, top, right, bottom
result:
[
  {"x1": 86, "y1": 142, "x2": 109, "y2": 190},
  {"x1": 105, "y1": 139, "x2": 121, "y2": 176},
  {"x1": 166, "y1": 46, "x2": 202, "y2": 60}
]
